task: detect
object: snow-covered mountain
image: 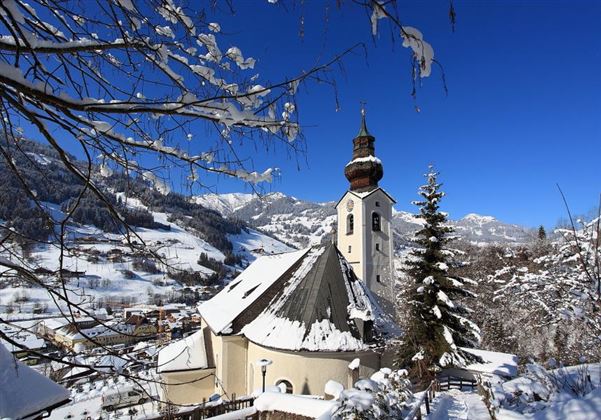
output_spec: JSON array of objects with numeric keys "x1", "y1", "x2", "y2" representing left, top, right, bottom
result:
[
  {"x1": 195, "y1": 192, "x2": 536, "y2": 249},
  {"x1": 452, "y1": 213, "x2": 536, "y2": 244},
  {"x1": 193, "y1": 193, "x2": 255, "y2": 216},
  {"x1": 195, "y1": 192, "x2": 338, "y2": 249}
]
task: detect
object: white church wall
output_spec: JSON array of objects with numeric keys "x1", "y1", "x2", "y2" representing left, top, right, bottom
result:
[
  {"x1": 362, "y1": 189, "x2": 395, "y2": 311},
  {"x1": 336, "y1": 191, "x2": 366, "y2": 282}
]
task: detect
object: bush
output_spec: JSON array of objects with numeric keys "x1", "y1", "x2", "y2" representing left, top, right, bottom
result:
[
  {"x1": 132, "y1": 257, "x2": 161, "y2": 274},
  {"x1": 332, "y1": 368, "x2": 413, "y2": 419}
]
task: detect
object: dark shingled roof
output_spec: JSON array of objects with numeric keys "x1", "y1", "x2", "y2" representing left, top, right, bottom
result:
[
  {"x1": 273, "y1": 244, "x2": 359, "y2": 339},
  {"x1": 239, "y1": 244, "x2": 398, "y2": 351}
]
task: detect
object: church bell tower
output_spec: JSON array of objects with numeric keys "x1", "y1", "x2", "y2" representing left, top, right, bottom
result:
[{"x1": 335, "y1": 109, "x2": 396, "y2": 311}]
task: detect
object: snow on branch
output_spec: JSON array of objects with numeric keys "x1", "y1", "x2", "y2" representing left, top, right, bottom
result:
[{"x1": 0, "y1": 0, "x2": 350, "y2": 189}]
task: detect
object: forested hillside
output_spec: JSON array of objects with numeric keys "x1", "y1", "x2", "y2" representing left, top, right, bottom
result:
[{"x1": 0, "y1": 136, "x2": 246, "y2": 258}]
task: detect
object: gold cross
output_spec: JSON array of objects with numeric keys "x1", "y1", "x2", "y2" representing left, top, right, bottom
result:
[{"x1": 360, "y1": 100, "x2": 367, "y2": 116}]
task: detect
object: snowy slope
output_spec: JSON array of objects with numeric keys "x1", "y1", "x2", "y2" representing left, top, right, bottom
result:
[
  {"x1": 195, "y1": 192, "x2": 337, "y2": 249},
  {"x1": 0, "y1": 194, "x2": 293, "y2": 317},
  {"x1": 453, "y1": 213, "x2": 535, "y2": 245}
]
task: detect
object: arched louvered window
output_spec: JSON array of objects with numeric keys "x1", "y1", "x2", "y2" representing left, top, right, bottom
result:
[
  {"x1": 372, "y1": 212, "x2": 381, "y2": 231},
  {"x1": 347, "y1": 214, "x2": 354, "y2": 235},
  {"x1": 276, "y1": 379, "x2": 293, "y2": 394}
]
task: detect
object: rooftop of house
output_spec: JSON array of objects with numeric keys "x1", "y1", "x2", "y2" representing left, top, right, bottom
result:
[
  {"x1": 157, "y1": 330, "x2": 208, "y2": 373},
  {"x1": 0, "y1": 343, "x2": 70, "y2": 419}
]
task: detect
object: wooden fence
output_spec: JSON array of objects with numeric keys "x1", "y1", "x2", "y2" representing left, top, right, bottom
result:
[
  {"x1": 406, "y1": 376, "x2": 478, "y2": 420},
  {"x1": 406, "y1": 380, "x2": 438, "y2": 420},
  {"x1": 437, "y1": 376, "x2": 477, "y2": 391},
  {"x1": 149, "y1": 395, "x2": 255, "y2": 420}
]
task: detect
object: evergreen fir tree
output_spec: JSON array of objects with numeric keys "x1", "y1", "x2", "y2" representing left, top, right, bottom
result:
[
  {"x1": 397, "y1": 166, "x2": 481, "y2": 381},
  {"x1": 538, "y1": 225, "x2": 547, "y2": 240}
]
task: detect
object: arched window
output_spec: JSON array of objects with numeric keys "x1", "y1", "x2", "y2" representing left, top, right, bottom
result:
[
  {"x1": 276, "y1": 379, "x2": 293, "y2": 394},
  {"x1": 347, "y1": 214, "x2": 354, "y2": 235},
  {"x1": 372, "y1": 212, "x2": 381, "y2": 232}
]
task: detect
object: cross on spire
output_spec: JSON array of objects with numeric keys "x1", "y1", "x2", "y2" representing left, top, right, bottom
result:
[{"x1": 357, "y1": 101, "x2": 371, "y2": 137}]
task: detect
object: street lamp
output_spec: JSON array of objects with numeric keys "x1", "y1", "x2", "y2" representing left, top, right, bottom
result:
[{"x1": 256, "y1": 358, "x2": 272, "y2": 393}]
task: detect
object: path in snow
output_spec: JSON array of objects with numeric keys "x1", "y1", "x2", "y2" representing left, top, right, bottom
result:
[{"x1": 427, "y1": 389, "x2": 491, "y2": 420}]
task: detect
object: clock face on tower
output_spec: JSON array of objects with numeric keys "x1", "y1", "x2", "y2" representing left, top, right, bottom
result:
[{"x1": 346, "y1": 199, "x2": 354, "y2": 212}]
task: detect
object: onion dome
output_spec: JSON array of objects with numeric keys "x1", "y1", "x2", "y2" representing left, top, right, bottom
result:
[{"x1": 344, "y1": 109, "x2": 383, "y2": 192}]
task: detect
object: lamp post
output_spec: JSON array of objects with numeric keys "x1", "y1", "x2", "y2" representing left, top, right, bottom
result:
[{"x1": 256, "y1": 358, "x2": 272, "y2": 393}]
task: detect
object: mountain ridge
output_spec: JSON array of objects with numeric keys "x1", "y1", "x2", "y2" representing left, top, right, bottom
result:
[{"x1": 195, "y1": 192, "x2": 537, "y2": 248}]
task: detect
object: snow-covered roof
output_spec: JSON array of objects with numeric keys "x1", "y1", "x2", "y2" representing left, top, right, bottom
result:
[
  {"x1": 242, "y1": 245, "x2": 397, "y2": 351},
  {"x1": 461, "y1": 347, "x2": 518, "y2": 378},
  {"x1": 334, "y1": 187, "x2": 396, "y2": 207},
  {"x1": 65, "y1": 322, "x2": 135, "y2": 340},
  {"x1": 0, "y1": 322, "x2": 46, "y2": 353},
  {"x1": 157, "y1": 330, "x2": 208, "y2": 373},
  {"x1": 254, "y1": 392, "x2": 336, "y2": 419},
  {"x1": 243, "y1": 247, "x2": 358, "y2": 351},
  {"x1": 0, "y1": 343, "x2": 70, "y2": 419},
  {"x1": 198, "y1": 248, "x2": 308, "y2": 334},
  {"x1": 345, "y1": 155, "x2": 382, "y2": 167},
  {"x1": 41, "y1": 317, "x2": 73, "y2": 331}
]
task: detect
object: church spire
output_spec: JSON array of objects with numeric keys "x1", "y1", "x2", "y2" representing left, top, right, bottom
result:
[
  {"x1": 357, "y1": 104, "x2": 372, "y2": 138},
  {"x1": 344, "y1": 107, "x2": 383, "y2": 192}
]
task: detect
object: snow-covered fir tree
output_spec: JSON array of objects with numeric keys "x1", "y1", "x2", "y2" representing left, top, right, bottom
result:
[{"x1": 397, "y1": 166, "x2": 481, "y2": 380}]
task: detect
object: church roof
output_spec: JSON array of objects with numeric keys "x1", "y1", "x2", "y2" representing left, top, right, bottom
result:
[
  {"x1": 198, "y1": 248, "x2": 308, "y2": 335},
  {"x1": 199, "y1": 244, "x2": 398, "y2": 352},
  {"x1": 334, "y1": 187, "x2": 397, "y2": 208}
]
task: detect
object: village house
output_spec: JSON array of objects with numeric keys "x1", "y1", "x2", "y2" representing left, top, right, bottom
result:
[
  {"x1": 49, "y1": 316, "x2": 157, "y2": 351},
  {"x1": 158, "y1": 111, "x2": 400, "y2": 405}
]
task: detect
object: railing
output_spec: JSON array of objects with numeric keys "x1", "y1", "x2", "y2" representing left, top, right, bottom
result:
[
  {"x1": 477, "y1": 377, "x2": 497, "y2": 420},
  {"x1": 406, "y1": 376, "x2": 479, "y2": 420},
  {"x1": 406, "y1": 380, "x2": 438, "y2": 420},
  {"x1": 437, "y1": 376, "x2": 477, "y2": 391},
  {"x1": 148, "y1": 395, "x2": 255, "y2": 420}
]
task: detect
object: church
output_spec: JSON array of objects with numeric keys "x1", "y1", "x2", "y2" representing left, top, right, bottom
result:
[{"x1": 158, "y1": 111, "x2": 399, "y2": 405}]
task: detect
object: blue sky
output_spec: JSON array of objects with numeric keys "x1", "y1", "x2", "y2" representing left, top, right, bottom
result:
[
  {"x1": 200, "y1": 0, "x2": 600, "y2": 228},
  {"x1": 18, "y1": 1, "x2": 601, "y2": 227}
]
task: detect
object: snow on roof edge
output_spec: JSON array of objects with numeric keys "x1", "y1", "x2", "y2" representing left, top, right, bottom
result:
[
  {"x1": 198, "y1": 248, "x2": 309, "y2": 334},
  {"x1": 157, "y1": 330, "x2": 208, "y2": 373},
  {"x1": 0, "y1": 343, "x2": 70, "y2": 419}
]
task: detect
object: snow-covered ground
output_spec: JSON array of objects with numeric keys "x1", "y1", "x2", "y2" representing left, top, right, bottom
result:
[
  {"x1": 492, "y1": 363, "x2": 601, "y2": 420},
  {"x1": 0, "y1": 195, "x2": 292, "y2": 316},
  {"x1": 427, "y1": 390, "x2": 491, "y2": 420}
]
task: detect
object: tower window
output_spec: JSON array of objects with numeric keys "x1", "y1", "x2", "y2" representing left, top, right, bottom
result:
[
  {"x1": 375, "y1": 243, "x2": 380, "y2": 251},
  {"x1": 348, "y1": 245, "x2": 352, "y2": 253},
  {"x1": 375, "y1": 201, "x2": 380, "y2": 207},
  {"x1": 346, "y1": 214, "x2": 354, "y2": 235},
  {"x1": 376, "y1": 274, "x2": 381, "y2": 283},
  {"x1": 372, "y1": 212, "x2": 381, "y2": 232}
]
